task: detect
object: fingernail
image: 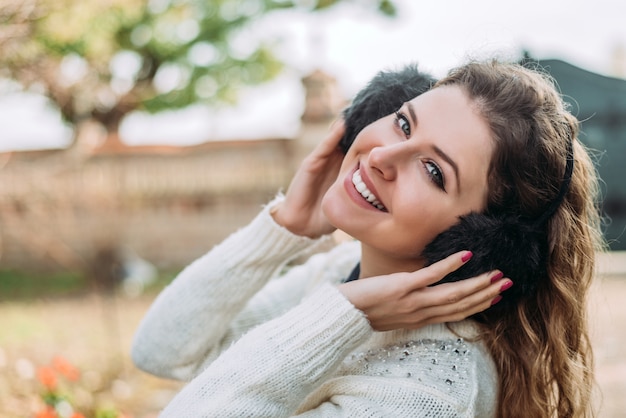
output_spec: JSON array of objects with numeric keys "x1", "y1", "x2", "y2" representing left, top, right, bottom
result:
[
  {"x1": 461, "y1": 251, "x2": 473, "y2": 262},
  {"x1": 500, "y1": 280, "x2": 514, "y2": 292},
  {"x1": 490, "y1": 272, "x2": 504, "y2": 283},
  {"x1": 491, "y1": 295, "x2": 503, "y2": 306}
]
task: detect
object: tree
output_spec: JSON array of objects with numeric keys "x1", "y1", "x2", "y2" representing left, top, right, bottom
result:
[{"x1": 0, "y1": 0, "x2": 396, "y2": 146}]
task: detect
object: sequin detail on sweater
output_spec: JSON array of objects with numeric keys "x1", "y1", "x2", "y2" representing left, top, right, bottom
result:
[{"x1": 344, "y1": 338, "x2": 472, "y2": 397}]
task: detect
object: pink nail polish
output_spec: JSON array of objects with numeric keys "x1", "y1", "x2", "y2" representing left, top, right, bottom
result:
[
  {"x1": 491, "y1": 295, "x2": 503, "y2": 306},
  {"x1": 490, "y1": 272, "x2": 504, "y2": 283},
  {"x1": 500, "y1": 281, "x2": 514, "y2": 292},
  {"x1": 461, "y1": 251, "x2": 473, "y2": 262}
]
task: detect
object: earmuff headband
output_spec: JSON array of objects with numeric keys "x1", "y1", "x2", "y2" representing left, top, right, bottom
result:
[{"x1": 534, "y1": 139, "x2": 575, "y2": 226}]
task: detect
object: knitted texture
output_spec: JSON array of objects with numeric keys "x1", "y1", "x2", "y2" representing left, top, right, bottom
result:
[{"x1": 131, "y1": 197, "x2": 498, "y2": 417}]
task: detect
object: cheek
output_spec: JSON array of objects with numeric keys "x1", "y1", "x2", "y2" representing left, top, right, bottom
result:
[
  {"x1": 321, "y1": 179, "x2": 346, "y2": 226},
  {"x1": 393, "y1": 199, "x2": 462, "y2": 250}
]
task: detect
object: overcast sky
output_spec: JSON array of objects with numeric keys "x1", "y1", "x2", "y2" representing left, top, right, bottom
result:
[{"x1": 1, "y1": 0, "x2": 624, "y2": 152}]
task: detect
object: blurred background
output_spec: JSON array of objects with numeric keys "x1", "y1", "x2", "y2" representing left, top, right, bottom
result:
[{"x1": 0, "y1": 0, "x2": 625, "y2": 416}]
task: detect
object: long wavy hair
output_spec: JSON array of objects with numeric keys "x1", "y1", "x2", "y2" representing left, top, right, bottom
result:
[{"x1": 436, "y1": 61, "x2": 604, "y2": 417}]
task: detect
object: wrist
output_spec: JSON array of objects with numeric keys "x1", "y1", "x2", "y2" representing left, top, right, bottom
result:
[
  {"x1": 270, "y1": 202, "x2": 309, "y2": 237},
  {"x1": 269, "y1": 201, "x2": 292, "y2": 230},
  {"x1": 271, "y1": 202, "x2": 332, "y2": 239}
]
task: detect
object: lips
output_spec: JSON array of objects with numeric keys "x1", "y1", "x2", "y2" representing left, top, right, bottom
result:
[{"x1": 351, "y1": 169, "x2": 386, "y2": 211}]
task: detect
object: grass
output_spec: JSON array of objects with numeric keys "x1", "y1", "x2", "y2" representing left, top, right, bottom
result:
[
  {"x1": 0, "y1": 270, "x2": 87, "y2": 301},
  {"x1": 0, "y1": 268, "x2": 180, "y2": 301}
]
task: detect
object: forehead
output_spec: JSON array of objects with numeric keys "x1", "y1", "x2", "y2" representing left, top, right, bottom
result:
[{"x1": 409, "y1": 85, "x2": 494, "y2": 197}]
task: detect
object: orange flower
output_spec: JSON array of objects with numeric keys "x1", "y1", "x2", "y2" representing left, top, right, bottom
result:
[
  {"x1": 35, "y1": 406, "x2": 58, "y2": 418},
  {"x1": 52, "y1": 356, "x2": 80, "y2": 381},
  {"x1": 70, "y1": 413, "x2": 86, "y2": 418},
  {"x1": 37, "y1": 367, "x2": 57, "y2": 390}
]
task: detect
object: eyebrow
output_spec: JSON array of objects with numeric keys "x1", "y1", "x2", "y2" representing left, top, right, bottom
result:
[
  {"x1": 406, "y1": 102, "x2": 461, "y2": 193},
  {"x1": 433, "y1": 146, "x2": 461, "y2": 193},
  {"x1": 406, "y1": 102, "x2": 418, "y2": 126}
]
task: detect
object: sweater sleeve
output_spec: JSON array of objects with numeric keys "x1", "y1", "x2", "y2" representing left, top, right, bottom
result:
[
  {"x1": 131, "y1": 196, "x2": 334, "y2": 381},
  {"x1": 158, "y1": 283, "x2": 374, "y2": 418}
]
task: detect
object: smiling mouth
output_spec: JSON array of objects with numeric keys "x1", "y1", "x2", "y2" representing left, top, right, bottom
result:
[{"x1": 352, "y1": 169, "x2": 387, "y2": 211}]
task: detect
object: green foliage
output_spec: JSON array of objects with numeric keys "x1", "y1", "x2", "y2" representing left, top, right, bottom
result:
[
  {"x1": 0, "y1": 267, "x2": 177, "y2": 301},
  {"x1": 0, "y1": 269, "x2": 87, "y2": 300},
  {"x1": 0, "y1": 0, "x2": 396, "y2": 137},
  {"x1": 377, "y1": 0, "x2": 396, "y2": 15},
  {"x1": 41, "y1": 390, "x2": 65, "y2": 406},
  {"x1": 95, "y1": 410, "x2": 122, "y2": 418}
]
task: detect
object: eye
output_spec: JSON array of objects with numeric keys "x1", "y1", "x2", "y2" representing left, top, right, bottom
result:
[
  {"x1": 425, "y1": 161, "x2": 446, "y2": 191},
  {"x1": 394, "y1": 111, "x2": 411, "y2": 138}
]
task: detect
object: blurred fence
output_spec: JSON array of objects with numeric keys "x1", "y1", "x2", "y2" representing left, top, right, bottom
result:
[{"x1": 0, "y1": 138, "x2": 296, "y2": 273}]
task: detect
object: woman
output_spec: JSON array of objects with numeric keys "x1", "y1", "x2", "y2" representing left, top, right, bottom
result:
[{"x1": 131, "y1": 60, "x2": 604, "y2": 417}]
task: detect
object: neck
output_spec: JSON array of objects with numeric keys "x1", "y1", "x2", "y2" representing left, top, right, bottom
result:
[{"x1": 359, "y1": 243, "x2": 427, "y2": 279}]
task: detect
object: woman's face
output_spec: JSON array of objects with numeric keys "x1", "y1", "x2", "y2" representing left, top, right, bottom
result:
[{"x1": 322, "y1": 85, "x2": 494, "y2": 275}]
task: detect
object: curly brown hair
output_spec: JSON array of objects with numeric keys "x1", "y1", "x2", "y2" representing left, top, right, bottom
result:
[{"x1": 437, "y1": 60, "x2": 605, "y2": 418}]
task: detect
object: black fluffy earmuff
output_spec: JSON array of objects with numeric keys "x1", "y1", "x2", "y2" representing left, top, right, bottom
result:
[
  {"x1": 422, "y1": 212, "x2": 547, "y2": 308},
  {"x1": 340, "y1": 64, "x2": 435, "y2": 153},
  {"x1": 341, "y1": 63, "x2": 574, "y2": 309}
]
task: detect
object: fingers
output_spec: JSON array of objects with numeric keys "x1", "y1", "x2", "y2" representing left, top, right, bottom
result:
[
  {"x1": 340, "y1": 252, "x2": 515, "y2": 332},
  {"x1": 413, "y1": 250, "x2": 473, "y2": 288},
  {"x1": 327, "y1": 118, "x2": 346, "y2": 144},
  {"x1": 401, "y1": 271, "x2": 514, "y2": 329},
  {"x1": 299, "y1": 120, "x2": 345, "y2": 175},
  {"x1": 313, "y1": 119, "x2": 346, "y2": 156}
]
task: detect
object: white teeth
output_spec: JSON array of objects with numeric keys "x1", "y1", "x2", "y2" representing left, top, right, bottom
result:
[{"x1": 352, "y1": 169, "x2": 386, "y2": 211}]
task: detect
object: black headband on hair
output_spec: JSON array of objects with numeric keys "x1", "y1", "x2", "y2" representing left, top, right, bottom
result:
[
  {"x1": 340, "y1": 63, "x2": 576, "y2": 312},
  {"x1": 534, "y1": 138, "x2": 575, "y2": 227}
]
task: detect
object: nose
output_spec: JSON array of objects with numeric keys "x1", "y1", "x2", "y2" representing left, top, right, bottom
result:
[{"x1": 367, "y1": 143, "x2": 406, "y2": 181}]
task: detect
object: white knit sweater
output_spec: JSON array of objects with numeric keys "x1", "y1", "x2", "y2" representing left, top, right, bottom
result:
[{"x1": 131, "y1": 197, "x2": 498, "y2": 417}]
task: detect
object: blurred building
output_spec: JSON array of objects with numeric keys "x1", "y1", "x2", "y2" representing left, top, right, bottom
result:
[{"x1": 533, "y1": 59, "x2": 626, "y2": 250}]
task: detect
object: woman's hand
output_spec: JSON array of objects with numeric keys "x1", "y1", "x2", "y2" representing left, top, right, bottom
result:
[
  {"x1": 338, "y1": 251, "x2": 512, "y2": 331},
  {"x1": 272, "y1": 120, "x2": 346, "y2": 238}
]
